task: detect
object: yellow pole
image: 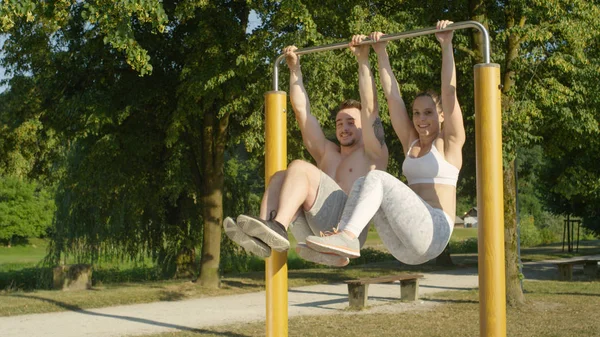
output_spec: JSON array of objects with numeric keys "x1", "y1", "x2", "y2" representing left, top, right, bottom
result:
[
  {"x1": 474, "y1": 63, "x2": 506, "y2": 337},
  {"x1": 264, "y1": 91, "x2": 288, "y2": 337}
]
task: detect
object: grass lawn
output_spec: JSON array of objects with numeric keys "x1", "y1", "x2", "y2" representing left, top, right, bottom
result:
[
  {"x1": 141, "y1": 280, "x2": 600, "y2": 337},
  {"x1": 0, "y1": 238, "x2": 49, "y2": 265},
  {"x1": 1, "y1": 236, "x2": 599, "y2": 319},
  {"x1": 521, "y1": 240, "x2": 600, "y2": 261},
  {"x1": 449, "y1": 227, "x2": 478, "y2": 241}
]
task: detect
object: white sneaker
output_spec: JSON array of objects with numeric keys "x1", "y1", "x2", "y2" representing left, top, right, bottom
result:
[
  {"x1": 223, "y1": 217, "x2": 271, "y2": 258},
  {"x1": 295, "y1": 243, "x2": 349, "y2": 267},
  {"x1": 305, "y1": 231, "x2": 360, "y2": 258}
]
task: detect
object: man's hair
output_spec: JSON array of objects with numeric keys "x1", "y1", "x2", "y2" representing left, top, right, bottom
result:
[
  {"x1": 339, "y1": 99, "x2": 361, "y2": 111},
  {"x1": 332, "y1": 99, "x2": 361, "y2": 119},
  {"x1": 414, "y1": 90, "x2": 442, "y2": 114}
]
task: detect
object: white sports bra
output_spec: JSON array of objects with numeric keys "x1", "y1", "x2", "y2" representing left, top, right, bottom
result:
[{"x1": 402, "y1": 139, "x2": 459, "y2": 187}]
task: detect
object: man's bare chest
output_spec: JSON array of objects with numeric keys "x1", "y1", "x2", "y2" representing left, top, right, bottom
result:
[{"x1": 320, "y1": 153, "x2": 370, "y2": 193}]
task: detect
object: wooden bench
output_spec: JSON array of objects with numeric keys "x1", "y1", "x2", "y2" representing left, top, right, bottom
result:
[
  {"x1": 344, "y1": 274, "x2": 424, "y2": 309},
  {"x1": 556, "y1": 258, "x2": 599, "y2": 281}
]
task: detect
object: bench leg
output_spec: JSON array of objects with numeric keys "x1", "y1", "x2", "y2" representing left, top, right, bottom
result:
[
  {"x1": 400, "y1": 279, "x2": 419, "y2": 301},
  {"x1": 557, "y1": 264, "x2": 573, "y2": 281},
  {"x1": 347, "y1": 284, "x2": 368, "y2": 309},
  {"x1": 584, "y1": 261, "x2": 598, "y2": 278}
]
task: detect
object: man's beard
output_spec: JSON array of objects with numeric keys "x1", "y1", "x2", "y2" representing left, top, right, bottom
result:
[{"x1": 339, "y1": 138, "x2": 357, "y2": 147}]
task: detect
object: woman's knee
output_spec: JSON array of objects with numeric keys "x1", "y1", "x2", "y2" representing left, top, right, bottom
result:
[
  {"x1": 365, "y1": 169, "x2": 394, "y2": 183},
  {"x1": 350, "y1": 176, "x2": 366, "y2": 191}
]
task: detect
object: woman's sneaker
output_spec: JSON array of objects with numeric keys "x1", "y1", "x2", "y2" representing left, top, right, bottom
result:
[
  {"x1": 223, "y1": 217, "x2": 271, "y2": 258},
  {"x1": 295, "y1": 243, "x2": 349, "y2": 267},
  {"x1": 305, "y1": 230, "x2": 360, "y2": 258},
  {"x1": 236, "y1": 214, "x2": 290, "y2": 252}
]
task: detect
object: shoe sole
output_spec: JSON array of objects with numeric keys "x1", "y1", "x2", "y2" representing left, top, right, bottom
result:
[
  {"x1": 296, "y1": 243, "x2": 349, "y2": 267},
  {"x1": 305, "y1": 239, "x2": 360, "y2": 258},
  {"x1": 223, "y1": 217, "x2": 271, "y2": 258},
  {"x1": 236, "y1": 215, "x2": 290, "y2": 252}
]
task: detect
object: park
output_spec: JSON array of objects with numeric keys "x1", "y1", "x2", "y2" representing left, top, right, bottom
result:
[{"x1": 1, "y1": 1, "x2": 600, "y2": 337}]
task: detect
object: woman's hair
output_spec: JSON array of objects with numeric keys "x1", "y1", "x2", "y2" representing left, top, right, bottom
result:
[{"x1": 413, "y1": 90, "x2": 442, "y2": 114}]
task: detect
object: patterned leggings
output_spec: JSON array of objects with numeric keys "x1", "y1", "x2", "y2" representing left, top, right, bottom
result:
[{"x1": 340, "y1": 170, "x2": 454, "y2": 265}]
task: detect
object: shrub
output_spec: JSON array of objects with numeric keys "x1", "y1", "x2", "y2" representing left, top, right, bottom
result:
[
  {"x1": 449, "y1": 237, "x2": 478, "y2": 254},
  {"x1": 92, "y1": 266, "x2": 163, "y2": 284},
  {"x1": 0, "y1": 265, "x2": 53, "y2": 291},
  {"x1": 538, "y1": 227, "x2": 559, "y2": 245},
  {"x1": 349, "y1": 247, "x2": 394, "y2": 266}
]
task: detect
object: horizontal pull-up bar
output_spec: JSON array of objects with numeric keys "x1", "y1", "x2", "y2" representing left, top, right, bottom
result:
[{"x1": 272, "y1": 20, "x2": 490, "y2": 91}]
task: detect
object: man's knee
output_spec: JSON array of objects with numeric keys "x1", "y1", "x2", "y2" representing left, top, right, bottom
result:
[
  {"x1": 269, "y1": 170, "x2": 286, "y2": 185},
  {"x1": 287, "y1": 159, "x2": 318, "y2": 173}
]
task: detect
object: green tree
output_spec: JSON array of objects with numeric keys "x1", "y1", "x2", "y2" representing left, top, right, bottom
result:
[
  {"x1": 1, "y1": 1, "x2": 270, "y2": 287},
  {"x1": 486, "y1": 0, "x2": 600, "y2": 305},
  {"x1": 3, "y1": 1, "x2": 598, "y2": 297},
  {"x1": 0, "y1": 176, "x2": 55, "y2": 245}
]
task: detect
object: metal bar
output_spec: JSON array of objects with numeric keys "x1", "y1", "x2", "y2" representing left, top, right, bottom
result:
[{"x1": 273, "y1": 20, "x2": 490, "y2": 91}]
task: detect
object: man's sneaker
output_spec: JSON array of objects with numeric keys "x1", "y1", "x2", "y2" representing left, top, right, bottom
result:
[
  {"x1": 295, "y1": 243, "x2": 349, "y2": 267},
  {"x1": 223, "y1": 217, "x2": 271, "y2": 258},
  {"x1": 305, "y1": 230, "x2": 360, "y2": 258},
  {"x1": 236, "y1": 214, "x2": 290, "y2": 252}
]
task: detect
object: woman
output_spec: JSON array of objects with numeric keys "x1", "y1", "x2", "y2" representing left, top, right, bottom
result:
[{"x1": 305, "y1": 20, "x2": 465, "y2": 265}]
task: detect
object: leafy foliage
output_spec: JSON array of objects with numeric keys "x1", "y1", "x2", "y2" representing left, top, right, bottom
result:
[
  {"x1": 0, "y1": 177, "x2": 55, "y2": 244},
  {"x1": 1, "y1": 1, "x2": 599, "y2": 282}
]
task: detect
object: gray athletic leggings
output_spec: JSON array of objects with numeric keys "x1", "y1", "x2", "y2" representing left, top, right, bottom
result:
[{"x1": 340, "y1": 170, "x2": 454, "y2": 265}]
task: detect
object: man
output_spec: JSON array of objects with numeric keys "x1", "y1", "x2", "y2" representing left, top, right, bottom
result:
[{"x1": 224, "y1": 41, "x2": 388, "y2": 266}]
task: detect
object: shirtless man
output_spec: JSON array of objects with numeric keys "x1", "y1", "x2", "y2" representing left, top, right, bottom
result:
[{"x1": 224, "y1": 41, "x2": 388, "y2": 266}]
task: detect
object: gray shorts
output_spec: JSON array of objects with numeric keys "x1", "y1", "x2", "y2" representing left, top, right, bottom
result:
[{"x1": 289, "y1": 171, "x2": 369, "y2": 247}]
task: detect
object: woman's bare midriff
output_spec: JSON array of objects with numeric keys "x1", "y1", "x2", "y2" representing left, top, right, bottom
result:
[{"x1": 409, "y1": 183, "x2": 456, "y2": 220}]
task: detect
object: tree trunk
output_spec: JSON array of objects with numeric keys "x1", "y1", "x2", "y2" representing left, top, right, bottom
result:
[
  {"x1": 503, "y1": 160, "x2": 525, "y2": 305},
  {"x1": 197, "y1": 107, "x2": 230, "y2": 288},
  {"x1": 501, "y1": 9, "x2": 527, "y2": 307},
  {"x1": 472, "y1": 0, "x2": 525, "y2": 306},
  {"x1": 199, "y1": 175, "x2": 223, "y2": 287},
  {"x1": 469, "y1": 0, "x2": 488, "y2": 63}
]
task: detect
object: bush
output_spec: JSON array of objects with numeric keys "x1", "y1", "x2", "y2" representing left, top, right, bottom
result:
[
  {"x1": 449, "y1": 237, "x2": 478, "y2": 254},
  {"x1": 519, "y1": 215, "x2": 542, "y2": 247},
  {"x1": 538, "y1": 227, "x2": 559, "y2": 245},
  {"x1": 92, "y1": 266, "x2": 163, "y2": 284},
  {"x1": 348, "y1": 247, "x2": 394, "y2": 266},
  {"x1": 0, "y1": 265, "x2": 53, "y2": 291}
]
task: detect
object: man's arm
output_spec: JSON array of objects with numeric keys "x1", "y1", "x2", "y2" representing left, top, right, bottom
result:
[
  {"x1": 350, "y1": 35, "x2": 388, "y2": 160},
  {"x1": 284, "y1": 46, "x2": 331, "y2": 164}
]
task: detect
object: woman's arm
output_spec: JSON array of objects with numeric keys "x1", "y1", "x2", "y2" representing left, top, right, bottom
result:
[
  {"x1": 435, "y1": 21, "x2": 466, "y2": 168},
  {"x1": 370, "y1": 32, "x2": 416, "y2": 153}
]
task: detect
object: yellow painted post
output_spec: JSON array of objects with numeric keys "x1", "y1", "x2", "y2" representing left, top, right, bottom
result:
[
  {"x1": 474, "y1": 63, "x2": 506, "y2": 337},
  {"x1": 264, "y1": 91, "x2": 288, "y2": 337}
]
